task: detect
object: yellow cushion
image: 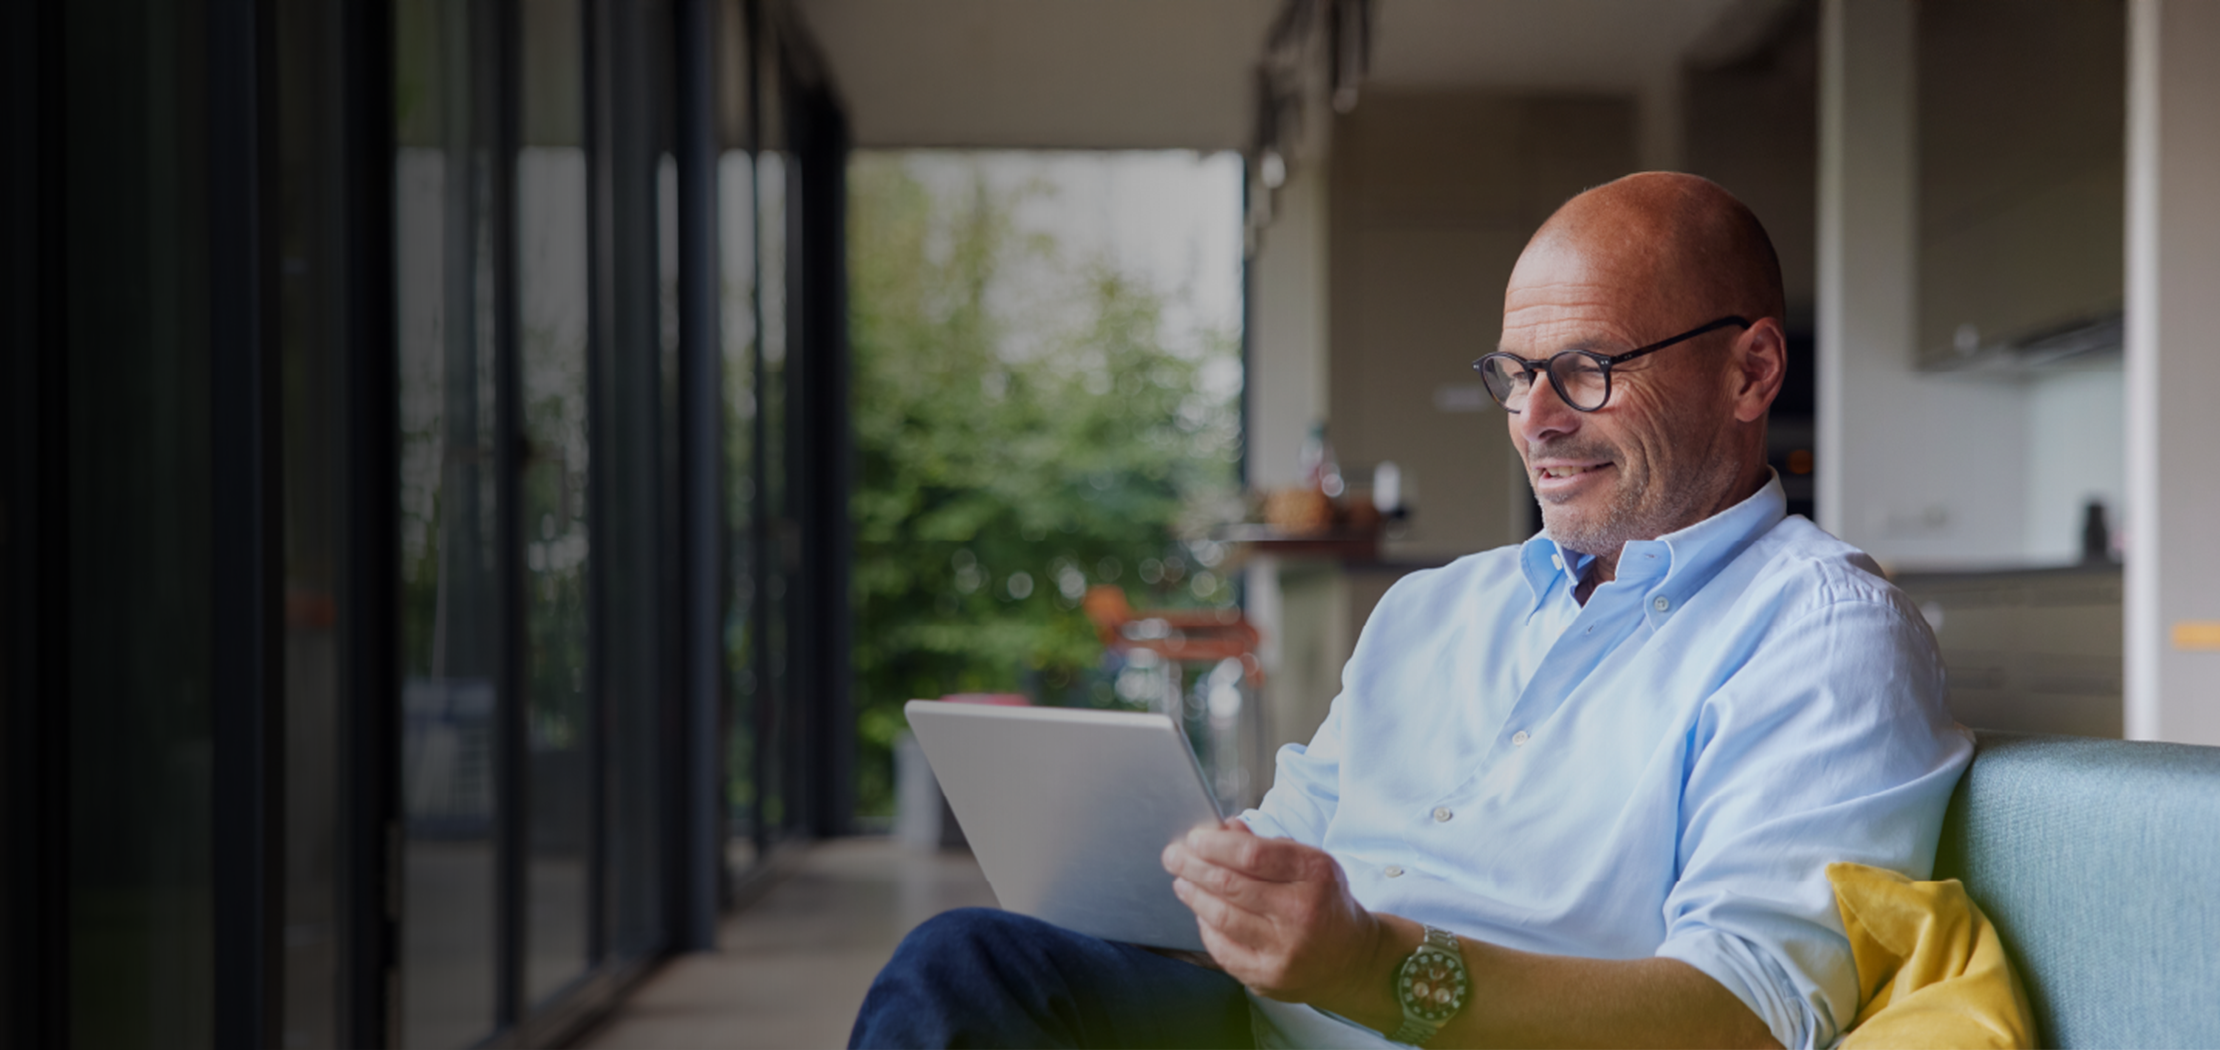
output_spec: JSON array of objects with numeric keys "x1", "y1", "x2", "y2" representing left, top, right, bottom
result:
[{"x1": 1827, "y1": 862, "x2": 2035, "y2": 1049}]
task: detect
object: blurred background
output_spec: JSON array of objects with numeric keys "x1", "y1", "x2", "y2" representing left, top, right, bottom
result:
[{"x1": 8, "y1": 0, "x2": 2220, "y2": 1047}]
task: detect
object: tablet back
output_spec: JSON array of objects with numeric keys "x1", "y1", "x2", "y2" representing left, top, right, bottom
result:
[{"x1": 904, "y1": 700, "x2": 1222, "y2": 951}]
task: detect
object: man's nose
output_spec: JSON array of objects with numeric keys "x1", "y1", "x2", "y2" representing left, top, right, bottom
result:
[{"x1": 1516, "y1": 371, "x2": 1582, "y2": 444}]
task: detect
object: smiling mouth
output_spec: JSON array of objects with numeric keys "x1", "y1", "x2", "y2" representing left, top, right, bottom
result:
[{"x1": 1539, "y1": 464, "x2": 1609, "y2": 479}]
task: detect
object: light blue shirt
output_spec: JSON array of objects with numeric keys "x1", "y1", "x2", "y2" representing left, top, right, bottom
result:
[{"x1": 1240, "y1": 476, "x2": 1972, "y2": 1050}]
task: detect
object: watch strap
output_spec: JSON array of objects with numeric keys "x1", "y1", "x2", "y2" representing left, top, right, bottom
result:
[{"x1": 1388, "y1": 1015, "x2": 1441, "y2": 1046}]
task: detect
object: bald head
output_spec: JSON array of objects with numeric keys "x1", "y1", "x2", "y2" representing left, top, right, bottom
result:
[{"x1": 1519, "y1": 172, "x2": 1785, "y2": 329}]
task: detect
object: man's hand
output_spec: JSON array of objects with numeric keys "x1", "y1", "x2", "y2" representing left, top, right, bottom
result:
[
  {"x1": 1161, "y1": 824, "x2": 1782, "y2": 1048},
  {"x1": 1159, "y1": 820, "x2": 1389, "y2": 1007}
]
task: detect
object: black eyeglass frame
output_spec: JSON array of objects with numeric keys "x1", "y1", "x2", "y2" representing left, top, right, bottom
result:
[{"x1": 1472, "y1": 315, "x2": 1752, "y2": 413}]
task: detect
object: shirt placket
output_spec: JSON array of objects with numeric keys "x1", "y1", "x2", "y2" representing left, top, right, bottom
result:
[{"x1": 1423, "y1": 570, "x2": 1655, "y2": 834}]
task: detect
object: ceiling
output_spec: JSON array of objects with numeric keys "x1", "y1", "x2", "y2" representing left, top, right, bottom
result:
[
  {"x1": 1369, "y1": 0, "x2": 1753, "y2": 92},
  {"x1": 794, "y1": 0, "x2": 1772, "y2": 150},
  {"x1": 792, "y1": 0, "x2": 1282, "y2": 150}
]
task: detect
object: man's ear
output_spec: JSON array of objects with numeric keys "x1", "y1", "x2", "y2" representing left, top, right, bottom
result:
[{"x1": 1729, "y1": 318, "x2": 1787, "y2": 424}]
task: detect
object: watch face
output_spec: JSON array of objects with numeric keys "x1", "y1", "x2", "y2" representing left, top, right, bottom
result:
[{"x1": 1397, "y1": 945, "x2": 1468, "y2": 1024}]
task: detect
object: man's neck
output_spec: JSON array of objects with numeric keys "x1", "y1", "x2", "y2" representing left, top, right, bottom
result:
[{"x1": 1572, "y1": 552, "x2": 1615, "y2": 605}]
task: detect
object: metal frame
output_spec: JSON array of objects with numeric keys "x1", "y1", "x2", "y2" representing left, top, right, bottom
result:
[
  {"x1": 2, "y1": 0, "x2": 72, "y2": 1042},
  {"x1": 746, "y1": 0, "x2": 778, "y2": 870},
  {"x1": 337, "y1": 0, "x2": 403, "y2": 1042},
  {"x1": 675, "y1": 0, "x2": 729, "y2": 951},
  {"x1": 587, "y1": 0, "x2": 675, "y2": 971},
  {"x1": 490, "y1": 0, "x2": 529, "y2": 1026},
  {"x1": 208, "y1": 0, "x2": 286, "y2": 1042},
  {"x1": 756, "y1": 0, "x2": 855, "y2": 838},
  {"x1": 790, "y1": 69, "x2": 855, "y2": 839},
  {"x1": 582, "y1": 0, "x2": 614, "y2": 975}
]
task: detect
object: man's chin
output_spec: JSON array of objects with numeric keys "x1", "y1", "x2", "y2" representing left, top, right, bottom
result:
[{"x1": 1538, "y1": 508, "x2": 1620, "y2": 555}]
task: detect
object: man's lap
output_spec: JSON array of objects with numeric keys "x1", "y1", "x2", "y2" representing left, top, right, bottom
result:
[{"x1": 849, "y1": 908, "x2": 1254, "y2": 1049}]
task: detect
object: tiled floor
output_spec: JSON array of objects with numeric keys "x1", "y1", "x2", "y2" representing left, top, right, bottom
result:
[{"x1": 581, "y1": 838, "x2": 998, "y2": 1049}]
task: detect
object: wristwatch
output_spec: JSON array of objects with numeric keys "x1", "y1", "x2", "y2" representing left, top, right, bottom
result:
[{"x1": 1389, "y1": 924, "x2": 1469, "y2": 1046}]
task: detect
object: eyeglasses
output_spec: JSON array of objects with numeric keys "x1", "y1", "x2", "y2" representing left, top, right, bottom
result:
[{"x1": 1473, "y1": 315, "x2": 1751, "y2": 413}]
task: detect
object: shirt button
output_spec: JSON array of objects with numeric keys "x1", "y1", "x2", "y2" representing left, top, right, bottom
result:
[
  {"x1": 1384, "y1": 864, "x2": 1404, "y2": 878},
  {"x1": 1652, "y1": 595, "x2": 1671, "y2": 612},
  {"x1": 1432, "y1": 806, "x2": 1453, "y2": 823},
  {"x1": 1512, "y1": 730, "x2": 1530, "y2": 747},
  {"x1": 1550, "y1": 554, "x2": 1564, "y2": 571}
]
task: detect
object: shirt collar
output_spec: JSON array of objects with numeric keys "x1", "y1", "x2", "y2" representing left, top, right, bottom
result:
[
  {"x1": 1518, "y1": 471, "x2": 1787, "y2": 616},
  {"x1": 1519, "y1": 532, "x2": 1588, "y2": 613}
]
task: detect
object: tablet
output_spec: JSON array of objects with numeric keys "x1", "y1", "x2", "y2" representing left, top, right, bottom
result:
[{"x1": 904, "y1": 700, "x2": 1223, "y2": 951}]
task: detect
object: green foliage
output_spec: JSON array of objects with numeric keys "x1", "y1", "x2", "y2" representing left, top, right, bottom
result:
[{"x1": 848, "y1": 155, "x2": 1242, "y2": 816}]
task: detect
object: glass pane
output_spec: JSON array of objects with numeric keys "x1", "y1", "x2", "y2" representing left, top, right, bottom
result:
[
  {"x1": 755, "y1": 149, "x2": 792, "y2": 841},
  {"x1": 517, "y1": 0, "x2": 591, "y2": 1006},
  {"x1": 273, "y1": 0, "x2": 351, "y2": 1041},
  {"x1": 66, "y1": 0, "x2": 216, "y2": 1043},
  {"x1": 719, "y1": 147, "x2": 758, "y2": 878},
  {"x1": 396, "y1": 0, "x2": 500, "y2": 1041}
]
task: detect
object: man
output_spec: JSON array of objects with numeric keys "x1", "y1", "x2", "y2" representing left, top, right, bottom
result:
[{"x1": 851, "y1": 174, "x2": 1971, "y2": 1050}]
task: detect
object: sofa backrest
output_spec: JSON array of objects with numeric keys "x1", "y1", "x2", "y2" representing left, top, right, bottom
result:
[{"x1": 1934, "y1": 730, "x2": 2220, "y2": 1049}]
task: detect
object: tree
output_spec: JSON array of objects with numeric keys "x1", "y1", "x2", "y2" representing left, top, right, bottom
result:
[{"x1": 847, "y1": 154, "x2": 1242, "y2": 816}]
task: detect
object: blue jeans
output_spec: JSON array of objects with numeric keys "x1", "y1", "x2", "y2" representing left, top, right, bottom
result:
[{"x1": 849, "y1": 908, "x2": 1255, "y2": 1049}]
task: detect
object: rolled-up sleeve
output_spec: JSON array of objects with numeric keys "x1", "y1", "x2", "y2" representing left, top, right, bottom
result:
[
  {"x1": 1654, "y1": 596, "x2": 1972, "y2": 1049},
  {"x1": 1239, "y1": 697, "x2": 1348, "y2": 847}
]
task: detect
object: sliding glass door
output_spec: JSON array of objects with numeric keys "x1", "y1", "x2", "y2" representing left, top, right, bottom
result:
[
  {"x1": 381, "y1": 0, "x2": 838, "y2": 1043},
  {"x1": 1, "y1": 1, "x2": 848, "y2": 1044}
]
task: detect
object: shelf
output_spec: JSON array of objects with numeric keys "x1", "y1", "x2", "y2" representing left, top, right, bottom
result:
[{"x1": 1218, "y1": 523, "x2": 1382, "y2": 563}]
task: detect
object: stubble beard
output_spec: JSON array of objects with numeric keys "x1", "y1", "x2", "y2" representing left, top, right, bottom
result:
[{"x1": 1532, "y1": 439, "x2": 1739, "y2": 559}]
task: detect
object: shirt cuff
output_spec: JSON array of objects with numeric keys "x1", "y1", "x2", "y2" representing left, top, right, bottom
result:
[
  {"x1": 1235, "y1": 808, "x2": 1291, "y2": 840},
  {"x1": 1655, "y1": 927, "x2": 1823, "y2": 1050}
]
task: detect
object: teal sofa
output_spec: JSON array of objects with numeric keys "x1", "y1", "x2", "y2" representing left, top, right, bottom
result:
[{"x1": 1933, "y1": 731, "x2": 2220, "y2": 1048}]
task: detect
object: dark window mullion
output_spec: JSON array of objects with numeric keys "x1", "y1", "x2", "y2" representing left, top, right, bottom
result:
[
  {"x1": 745, "y1": 0, "x2": 773, "y2": 870},
  {"x1": 209, "y1": 0, "x2": 286, "y2": 1043},
  {"x1": 790, "y1": 77, "x2": 851, "y2": 839},
  {"x1": 489, "y1": 0, "x2": 528, "y2": 1029},
  {"x1": 337, "y1": 0, "x2": 401, "y2": 1039},
  {"x1": 672, "y1": 0, "x2": 724, "y2": 954},
  {"x1": 3, "y1": 0, "x2": 72, "y2": 1042},
  {"x1": 582, "y1": 0, "x2": 614, "y2": 971}
]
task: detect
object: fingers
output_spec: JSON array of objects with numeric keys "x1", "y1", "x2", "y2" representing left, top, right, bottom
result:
[
  {"x1": 1181, "y1": 882, "x2": 1307, "y2": 1000},
  {"x1": 1193, "y1": 917, "x2": 1269, "y2": 985},
  {"x1": 1164, "y1": 843, "x2": 1270, "y2": 914},
  {"x1": 1172, "y1": 875, "x2": 1274, "y2": 939},
  {"x1": 1179, "y1": 825, "x2": 1317, "y2": 882}
]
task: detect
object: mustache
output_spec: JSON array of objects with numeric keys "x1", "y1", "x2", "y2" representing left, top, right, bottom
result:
[{"x1": 1524, "y1": 437, "x2": 1620, "y2": 465}]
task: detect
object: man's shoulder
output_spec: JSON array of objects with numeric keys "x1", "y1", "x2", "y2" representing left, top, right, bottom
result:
[
  {"x1": 1377, "y1": 544, "x2": 1530, "y2": 601},
  {"x1": 1730, "y1": 515, "x2": 1922, "y2": 624},
  {"x1": 1349, "y1": 545, "x2": 1532, "y2": 641}
]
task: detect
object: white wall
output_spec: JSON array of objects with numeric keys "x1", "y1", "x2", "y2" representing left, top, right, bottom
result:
[
  {"x1": 1248, "y1": 167, "x2": 1333, "y2": 491},
  {"x1": 2126, "y1": 0, "x2": 2220, "y2": 744},
  {"x1": 2022, "y1": 367, "x2": 2126, "y2": 564}
]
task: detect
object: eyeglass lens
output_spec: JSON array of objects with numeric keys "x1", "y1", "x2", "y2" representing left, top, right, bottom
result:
[{"x1": 1480, "y1": 354, "x2": 1609, "y2": 411}]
